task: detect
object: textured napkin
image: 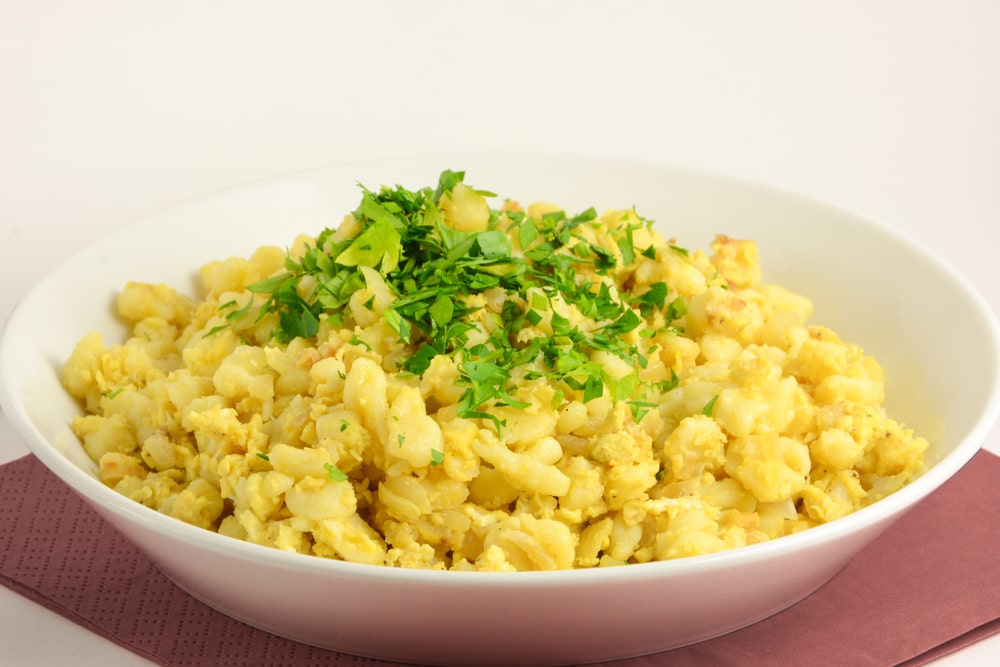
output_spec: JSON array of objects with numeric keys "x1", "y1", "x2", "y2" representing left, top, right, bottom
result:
[{"x1": 2, "y1": 450, "x2": 1000, "y2": 667}]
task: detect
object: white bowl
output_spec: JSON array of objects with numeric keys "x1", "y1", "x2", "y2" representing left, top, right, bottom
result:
[{"x1": 2, "y1": 154, "x2": 999, "y2": 666}]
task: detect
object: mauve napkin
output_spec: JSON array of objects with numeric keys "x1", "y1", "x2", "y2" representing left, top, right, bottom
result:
[{"x1": 2, "y1": 450, "x2": 1000, "y2": 667}]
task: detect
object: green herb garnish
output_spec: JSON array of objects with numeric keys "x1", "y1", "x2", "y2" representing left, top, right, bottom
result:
[
  {"x1": 324, "y1": 463, "x2": 349, "y2": 482},
  {"x1": 227, "y1": 170, "x2": 691, "y2": 428},
  {"x1": 430, "y1": 448, "x2": 444, "y2": 466}
]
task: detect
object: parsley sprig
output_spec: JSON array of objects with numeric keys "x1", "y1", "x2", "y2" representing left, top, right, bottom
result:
[{"x1": 225, "y1": 170, "x2": 689, "y2": 427}]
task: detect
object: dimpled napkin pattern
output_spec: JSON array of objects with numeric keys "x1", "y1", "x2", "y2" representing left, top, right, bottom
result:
[{"x1": 2, "y1": 451, "x2": 1000, "y2": 667}]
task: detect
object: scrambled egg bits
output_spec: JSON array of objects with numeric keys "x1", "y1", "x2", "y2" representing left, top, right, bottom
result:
[{"x1": 62, "y1": 172, "x2": 928, "y2": 571}]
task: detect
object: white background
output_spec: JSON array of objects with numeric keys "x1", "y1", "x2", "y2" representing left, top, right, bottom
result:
[{"x1": 1, "y1": 1, "x2": 998, "y2": 664}]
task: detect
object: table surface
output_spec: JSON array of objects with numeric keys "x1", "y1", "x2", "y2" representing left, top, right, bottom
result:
[{"x1": 2, "y1": 2, "x2": 999, "y2": 664}]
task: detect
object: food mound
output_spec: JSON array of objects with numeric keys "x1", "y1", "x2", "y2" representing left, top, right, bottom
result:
[{"x1": 62, "y1": 171, "x2": 928, "y2": 571}]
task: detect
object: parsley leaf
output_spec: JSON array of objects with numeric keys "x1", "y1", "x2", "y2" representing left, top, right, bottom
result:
[{"x1": 324, "y1": 463, "x2": 349, "y2": 482}]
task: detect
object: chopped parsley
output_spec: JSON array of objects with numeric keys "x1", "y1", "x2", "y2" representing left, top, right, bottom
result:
[
  {"x1": 324, "y1": 463, "x2": 349, "y2": 482},
  {"x1": 702, "y1": 394, "x2": 720, "y2": 417},
  {"x1": 226, "y1": 170, "x2": 692, "y2": 427}
]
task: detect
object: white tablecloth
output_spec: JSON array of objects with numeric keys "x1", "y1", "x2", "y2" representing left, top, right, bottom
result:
[{"x1": 2, "y1": 2, "x2": 998, "y2": 664}]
